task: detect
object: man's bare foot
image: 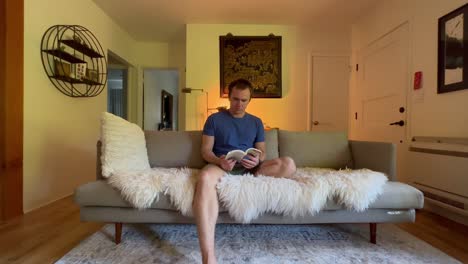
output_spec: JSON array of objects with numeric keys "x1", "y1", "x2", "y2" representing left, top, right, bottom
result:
[{"x1": 203, "y1": 253, "x2": 217, "y2": 264}]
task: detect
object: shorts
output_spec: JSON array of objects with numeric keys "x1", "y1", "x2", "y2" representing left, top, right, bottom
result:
[{"x1": 228, "y1": 162, "x2": 262, "y2": 175}]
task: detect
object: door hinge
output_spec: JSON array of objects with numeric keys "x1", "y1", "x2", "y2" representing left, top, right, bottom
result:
[
  {"x1": 355, "y1": 64, "x2": 359, "y2": 71},
  {"x1": 355, "y1": 112, "x2": 358, "y2": 120}
]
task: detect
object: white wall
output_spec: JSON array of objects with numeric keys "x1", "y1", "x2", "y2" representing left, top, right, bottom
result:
[
  {"x1": 143, "y1": 69, "x2": 179, "y2": 131},
  {"x1": 297, "y1": 25, "x2": 351, "y2": 131},
  {"x1": 185, "y1": 24, "x2": 351, "y2": 131},
  {"x1": 350, "y1": 0, "x2": 468, "y2": 222},
  {"x1": 352, "y1": 0, "x2": 468, "y2": 139},
  {"x1": 409, "y1": 1, "x2": 468, "y2": 137},
  {"x1": 407, "y1": 1, "x2": 468, "y2": 204}
]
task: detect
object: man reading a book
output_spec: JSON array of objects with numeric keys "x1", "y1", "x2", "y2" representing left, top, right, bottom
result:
[{"x1": 193, "y1": 78, "x2": 297, "y2": 264}]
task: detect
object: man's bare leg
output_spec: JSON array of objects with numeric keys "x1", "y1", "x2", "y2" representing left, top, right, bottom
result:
[
  {"x1": 193, "y1": 164, "x2": 225, "y2": 264},
  {"x1": 255, "y1": 156, "x2": 297, "y2": 179}
]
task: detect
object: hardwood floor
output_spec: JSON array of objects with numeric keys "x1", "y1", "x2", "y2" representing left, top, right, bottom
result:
[
  {"x1": 0, "y1": 196, "x2": 467, "y2": 263},
  {"x1": 0, "y1": 196, "x2": 102, "y2": 264},
  {"x1": 397, "y1": 210, "x2": 468, "y2": 262}
]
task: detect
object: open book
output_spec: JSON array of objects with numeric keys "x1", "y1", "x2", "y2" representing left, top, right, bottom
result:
[{"x1": 225, "y1": 148, "x2": 262, "y2": 162}]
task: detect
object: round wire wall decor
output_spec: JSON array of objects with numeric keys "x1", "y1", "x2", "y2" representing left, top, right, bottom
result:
[{"x1": 40, "y1": 25, "x2": 107, "y2": 97}]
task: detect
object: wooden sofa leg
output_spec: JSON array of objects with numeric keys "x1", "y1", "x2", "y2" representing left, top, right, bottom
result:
[
  {"x1": 369, "y1": 223, "x2": 377, "y2": 244},
  {"x1": 115, "y1": 223, "x2": 122, "y2": 244}
]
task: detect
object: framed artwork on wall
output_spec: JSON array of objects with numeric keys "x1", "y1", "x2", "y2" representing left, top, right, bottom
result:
[
  {"x1": 438, "y1": 3, "x2": 468, "y2": 93},
  {"x1": 219, "y1": 35, "x2": 282, "y2": 98}
]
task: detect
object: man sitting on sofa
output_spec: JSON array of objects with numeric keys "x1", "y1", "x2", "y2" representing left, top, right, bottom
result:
[{"x1": 192, "y1": 78, "x2": 297, "y2": 264}]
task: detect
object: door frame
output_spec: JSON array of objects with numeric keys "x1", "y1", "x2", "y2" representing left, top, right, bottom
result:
[
  {"x1": 108, "y1": 50, "x2": 132, "y2": 122},
  {"x1": 0, "y1": 0, "x2": 24, "y2": 222},
  {"x1": 307, "y1": 52, "x2": 350, "y2": 131},
  {"x1": 352, "y1": 21, "x2": 412, "y2": 143}
]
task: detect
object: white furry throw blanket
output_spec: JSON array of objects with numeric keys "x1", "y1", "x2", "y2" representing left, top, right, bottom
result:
[{"x1": 108, "y1": 168, "x2": 387, "y2": 223}]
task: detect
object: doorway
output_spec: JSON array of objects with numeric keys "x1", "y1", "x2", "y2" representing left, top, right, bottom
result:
[
  {"x1": 107, "y1": 68, "x2": 128, "y2": 119},
  {"x1": 143, "y1": 69, "x2": 179, "y2": 131},
  {"x1": 352, "y1": 23, "x2": 409, "y2": 143},
  {"x1": 309, "y1": 55, "x2": 350, "y2": 132},
  {"x1": 351, "y1": 22, "x2": 410, "y2": 180},
  {"x1": 107, "y1": 51, "x2": 130, "y2": 120}
]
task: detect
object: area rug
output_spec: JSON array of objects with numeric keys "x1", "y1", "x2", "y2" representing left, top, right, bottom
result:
[{"x1": 56, "y1": 223, "x2": 460, "y2": 264}]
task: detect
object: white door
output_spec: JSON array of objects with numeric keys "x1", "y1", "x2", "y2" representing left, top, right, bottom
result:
[
  {"x1": 310, "y1": 56, "x2": 350, "y2": 132},
  {"x1": 353, "y1": 23, "x2": 409, "y2": 143}
]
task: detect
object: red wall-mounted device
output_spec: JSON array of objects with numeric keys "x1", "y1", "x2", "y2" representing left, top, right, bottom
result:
[{"x1": 414, "y1": 71, "x2": 422, "y2": 90}]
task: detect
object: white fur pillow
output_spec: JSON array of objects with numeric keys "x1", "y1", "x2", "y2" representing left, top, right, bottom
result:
[{"x1": 100, "y1": 112, "x2": 150, "y2": 178}]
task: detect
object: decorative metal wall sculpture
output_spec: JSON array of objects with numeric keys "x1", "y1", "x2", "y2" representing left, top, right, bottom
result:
[{"x1": 41, "y1": 25, "x2": 107, "y2": 97}]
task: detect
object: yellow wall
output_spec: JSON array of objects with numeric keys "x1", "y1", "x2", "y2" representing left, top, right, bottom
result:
[
  {"x1": 185, "y1": 24, "x2": 293, "y2": 130},
  {"x1": 23, "y1": 0, "x2": 168, "y2": 212},
  {"x1": 133, "y1": 42, "x2": 170, "y2": 127},
  {"x1": 185, "y1": 24, "x2": 351, "y2": 131},
  {"x1": 134, "y1": 42, "x2": 169, "y2": 67},
  {"x1": 185, "y1": 24, "x2": 318, "y2": 130},
  {"x1": 23, "y1": 5, "x2": 351, "y2": 212}
]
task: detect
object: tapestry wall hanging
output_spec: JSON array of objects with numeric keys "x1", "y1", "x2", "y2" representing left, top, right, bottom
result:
[{"x1": 220, "y1": 35, "x2": 282, "y2": 98}]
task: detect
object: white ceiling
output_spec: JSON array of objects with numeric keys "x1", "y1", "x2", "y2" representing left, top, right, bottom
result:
[{"x1": 93, "y1": 0, "x2": 378, "y2": 42}]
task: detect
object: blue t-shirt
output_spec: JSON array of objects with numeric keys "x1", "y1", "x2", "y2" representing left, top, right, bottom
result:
[{"x1": 203, "y1": 111, "x2": 265, "y2": 157}]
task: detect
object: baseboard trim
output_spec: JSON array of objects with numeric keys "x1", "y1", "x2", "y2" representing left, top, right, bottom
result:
[
  {"x1": 424, "y1": 199, "x2": 468, "y2": 226},
  {"x1": 23, "y1": 193, "x2": 73, "y2": 214}
]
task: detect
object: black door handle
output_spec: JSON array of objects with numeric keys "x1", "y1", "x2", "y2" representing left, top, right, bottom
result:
[{"x1": 389, "y1": 120, "x2": 405, "y2": 126}]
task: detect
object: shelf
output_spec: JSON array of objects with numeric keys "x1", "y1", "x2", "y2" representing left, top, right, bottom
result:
[
  {"x1": 60, "y1": 40, "x2": 104, "y2": 58},
  {"x1": 41, "y1": 25, "x2": 107, "y2": 97},
  {"x1": 51, "y1": 75, "x2": 103, "y2": 85},
  {"x1": 81, "y1": 78, "x2": 103, "y2": 85},
  {"x1": 43, "y1": 49, "x2": 86, "y2": 64}
]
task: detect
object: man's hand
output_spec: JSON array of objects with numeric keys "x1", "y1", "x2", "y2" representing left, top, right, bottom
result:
[
  {"x1": 240, "y1": 154, "x2": 260, "y2": 169},
  {"x1": 219, "y1": 155, "x2": 236, "y2": 171}
]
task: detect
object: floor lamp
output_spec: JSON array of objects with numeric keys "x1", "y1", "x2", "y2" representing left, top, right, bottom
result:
[
  {"x1": 182, "y1": 88, "x2": 227, "y2": 120},
  {"x1": 181, "y1": 88, "x2": 209, "y2": 122}
]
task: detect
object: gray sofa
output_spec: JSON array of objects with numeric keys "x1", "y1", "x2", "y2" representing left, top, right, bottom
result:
[{"x1": 74, "y1": 129, "x2": 424, "y2": 244}]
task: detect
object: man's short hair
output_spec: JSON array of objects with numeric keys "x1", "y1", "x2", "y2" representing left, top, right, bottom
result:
[{"x1": 228, "y1": 78, "x2": 253, "y2": 99}]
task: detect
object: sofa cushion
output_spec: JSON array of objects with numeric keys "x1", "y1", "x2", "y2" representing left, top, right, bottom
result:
[
  {"x1": 75, "y1": 181, "x2": 423, "y2": 211},
  {"x1": 144, "y1": 129, "x2": 279, "y2": 169},
  {"x1": 367, "y1": 182, "x2": 424, "y2": 209},
  {"x1": 264, "y1": 129, "x2": 279, "y2": 160},
  {"x1": 74, "y1": 180, "x2": 228, "y2": 212},
  {"x1": 323, "y1": 182, "x2": 424, "y2": 210},
  {"x1": 100, "y1": 112, "x2": 150, "y2": 177},
  {"x1": 145, "y1": 130, "x2": 206, "y2": 169},
  {"x1": 278, "y1": 131, "x2": 353, "y2": 169},
  {"x1": 74, "y1": 180, "x2": 175, "y2": 210}
]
